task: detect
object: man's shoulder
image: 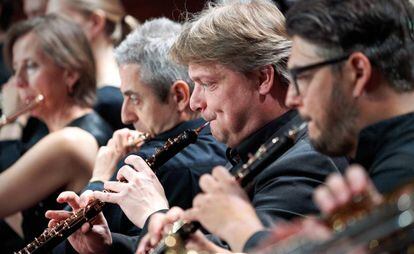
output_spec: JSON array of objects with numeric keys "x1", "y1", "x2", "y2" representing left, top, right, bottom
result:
[{"x1": 255, "y1": 134, "x2": 347, "y2": 184}]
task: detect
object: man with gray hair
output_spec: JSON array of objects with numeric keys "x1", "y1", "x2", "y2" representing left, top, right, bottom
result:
[{"x1": 45, "y1": 17, "x2": 227, "y2": 253}]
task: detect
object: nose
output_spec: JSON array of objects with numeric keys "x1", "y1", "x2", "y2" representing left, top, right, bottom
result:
[
  {"x1": 189, "y1": 84, "x2": 206, "y2": 112},
  {"x1": 121, "y1": 99, "x2": 138, "y2": 126},
  {"x1": 285, "y1": 83, "x2": 302, "y2": 109},
  {"x1": 14, "y1": 68, "x2": 28, "y2": 89}
]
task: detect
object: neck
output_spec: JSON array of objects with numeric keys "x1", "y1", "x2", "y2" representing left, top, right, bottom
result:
[
  {"x1": 92, "y1": 38, "x2": 120, "y2": 89},
  {"x1": 42, "y1": 102, "x2": 91, "y2": 132},
  {"x1": 230, "y1": 101, "x2": 289, "y2": 148}
]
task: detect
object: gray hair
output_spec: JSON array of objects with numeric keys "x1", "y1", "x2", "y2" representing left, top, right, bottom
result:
[
  {"x1": 115, "y1": 17, "x2": 192, "y2": 102},
  {"x1": 171, "y1": 0, "x2": 291, "y2": 85}
]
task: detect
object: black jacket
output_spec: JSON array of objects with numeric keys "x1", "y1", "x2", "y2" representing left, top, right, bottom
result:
[{"x1": 111, "y1": 111, "x2": 348, "y2": 253}]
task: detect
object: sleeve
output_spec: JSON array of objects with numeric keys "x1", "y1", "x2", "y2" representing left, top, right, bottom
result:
[
  {"x1": 242, "y1": 230, "x2": 271, "y2": 252},
  {"x1": 0, "y1": 140, "x2": 24, "y2": 171},
  {"x1": 369, "y1": 146, "x2": 414, "y2": 194},
  {"x1": 109, "y1": 209, "x2": 169, "y2": 253}
]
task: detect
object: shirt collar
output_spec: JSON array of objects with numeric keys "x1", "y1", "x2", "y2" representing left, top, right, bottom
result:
[
  {"x1": 227, "y1": 110, "x2": 302, "y2": 164},
  {"x1": 354, "y1": 112, "x2": 414, "y2": 169},
  {"x1": 154, "y1": 118, "x2": 208, "y2": 140}
]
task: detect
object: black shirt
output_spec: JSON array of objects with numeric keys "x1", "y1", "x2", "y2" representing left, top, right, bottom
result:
[
  {"x1": 108, "y1": 111, "x2": 348, "y2": 253},
  {"x1": 55, "y1": 118, "x2": 228, "y2": 254},
  {"x1": 354, "y1": 112, "x2": 414, "y2": 194}
]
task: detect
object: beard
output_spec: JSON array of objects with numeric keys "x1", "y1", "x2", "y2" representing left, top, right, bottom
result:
[{"x1": 310, "y1": 82, "x2": 359, "y2": 157}]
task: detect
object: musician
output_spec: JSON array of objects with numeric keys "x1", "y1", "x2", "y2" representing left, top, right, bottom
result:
[
  {"x1": 45, "y1": 18, "x2": 227, "y2": 253},
  {"x1": 0, "y1": 14, "x2": 112, "y2": 252},
  {"x1": 47, "y1": 0, "x2": 138, "y2": 131},
  {"x1": 204, "y1": 0, "x2": 414, "y2": 251},
  {"x1": 285, "y1": 0, "x2": 414, "y2": 233},
  {"x1": 131, "y1": 1, "x2": 349, "y2": 253}
]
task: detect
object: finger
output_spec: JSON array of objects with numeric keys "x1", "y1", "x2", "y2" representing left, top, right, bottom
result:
[
  {"x1": 124, "y1": 155, "x2": 152, "y2": 175},
  {"x1": 56, "y1": 191, "x2": 81, "y2": 210},
  {"x1": 198, "y1": 173, "x2": 219, "y2": 193},
  {"x1": 325, "y1": 173, "x2": 351, "y2": 206},
  {"x1": 45, "y1": 210, "x2": 72, "y2": 220},
  {"x1": 93, "y1": 190, "x2": 121, "y2": 204},
  {"x1": 345, "y1": 165, "x2": 370, "y2": 195},
  {"x1": 165, "y1": 207, "x2": 184, "y2": 223},
  {"x1": 48, "y1": 219, "x2": 59, "y2": 228},
  {"x1": 103, "y1": 181, "x2": 126, "y2": 193},
  {"x1": 137, "y1": 233, "x2": 151, "y2": 254},
  {"x1": 148, "y1": 212, "x2": 169, "y2": 237},
  {"x1": 79, "y1": 190, "x2": 96, "y2": 207},
  {"x1": 182, "y1": 207, "x2": 199, "y2": 222},
  {"x1": 81, "y1": 221, "x2": 92, "y2": 233},
  {"x1": 314, "y1": 185, "x2": 336, "y2": 215},
  {"x1": 192, "y1": 192, "x2": 207, "y2": 209},
  {"x1": 346, "y1": 165, "x2": 382, "y2": 205},
  {"x1": 211, "y1": 166, "x2": 234, "y2": 183},
  {"x1": 117, "y1": 165, "x2": 140, "y2": 182}
]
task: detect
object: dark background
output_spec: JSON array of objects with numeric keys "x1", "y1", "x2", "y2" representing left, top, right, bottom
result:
[{"x1": 10, "y1": 0, "x2": 295, "y2": 23}]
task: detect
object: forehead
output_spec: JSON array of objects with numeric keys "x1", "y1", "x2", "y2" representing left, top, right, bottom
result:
[
  {"x1": 188, "y1": 62, "x2": 228, "y2": 80},
  {"x1": 119, "y1": 63, "x2": 148, "y2": 91},
  {"x1": 288, "y1": 36, "x2": 322, "y2": 68},
  {"x1": 13, "y1": 32, "x2": 42, "y2": 61}
]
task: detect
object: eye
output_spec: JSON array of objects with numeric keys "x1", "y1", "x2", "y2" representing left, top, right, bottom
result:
[
  {"x1": 129, "y1": 94, "x2": 140, "y2": 105},
  {"x1": 200, "y1": 81, "x2": 217, "y2": 91}
]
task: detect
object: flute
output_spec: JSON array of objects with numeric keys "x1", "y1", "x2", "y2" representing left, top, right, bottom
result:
[
  {"x1": 15, "y1": 122, "x2": 209, "y2": 254},
  {"x1": 151, "y1": 123, "x2": 307, "y2": 254},
  {"x1": 0, "y1": 94, "x2": 44, "y2": 128}
]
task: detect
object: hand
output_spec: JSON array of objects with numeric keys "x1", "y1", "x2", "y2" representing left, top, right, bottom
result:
[
  {"x1": 91, "y1": 129, "x2": 147, "y2": 182},
  {"x1": 137, "y1": 207, "x2": 233, "y2": 254},
  {"x1": 0, "y1": 78, "x2": 27, "y2": 140},
  {"x1": 259, "y1": 218, "x2": 331, "y2": 253},
  {"x1": 93, "y1": 155, "x2": 169, "y2": 228},
  {"x1": 183, "y1": 166, "x2": 264, "y2": 252},
  {"x1": 45, "y1": 191, "x2": 112, "y2": 254},
  {"x1": 1, "y1": 77, "x2": 23, "y2": 116},
  {"x1": 137, "y1": 207, "x2": 184, "y2": 254},
  {"x1": 314, "y1": 164, "x2": 383, "y2": 217}
]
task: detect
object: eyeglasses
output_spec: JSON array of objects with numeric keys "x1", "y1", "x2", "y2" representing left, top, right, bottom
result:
[{"x1": 288, "y1": 54, "x2": 350, "y2": 95}]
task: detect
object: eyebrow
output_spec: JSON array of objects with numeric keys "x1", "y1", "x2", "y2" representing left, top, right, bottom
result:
[{"x1": 123, "y1": 90, "x2": 139, "y2": 96}]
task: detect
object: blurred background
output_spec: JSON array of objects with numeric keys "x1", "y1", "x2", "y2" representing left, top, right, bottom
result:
[{"x1": 3, "y1": 0, "x2": 297, "y2": 23}]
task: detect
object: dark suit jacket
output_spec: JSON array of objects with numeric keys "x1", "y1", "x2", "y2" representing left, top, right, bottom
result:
[
  {"x1": 55, "y1": 118, "x2": 227, "y2": 253},
  {"x1": 109, "y1": 111, "x2": 349, "y2": 253}
]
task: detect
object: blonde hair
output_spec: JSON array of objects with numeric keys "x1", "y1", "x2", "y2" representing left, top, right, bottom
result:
[
  {"x1": 171, "y1": 0, "x2": 291, "y2": 83},
  {"x1": 4, "y1": 14, "x2": 96, "y2": 107},
  {"x1": 60, "y1": 0, "x2": 139, "y2": 45}
]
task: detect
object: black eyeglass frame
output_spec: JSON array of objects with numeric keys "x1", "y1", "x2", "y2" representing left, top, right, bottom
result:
[{"x1": 288, "y1": 54, "x2": 350, "y2": 95}]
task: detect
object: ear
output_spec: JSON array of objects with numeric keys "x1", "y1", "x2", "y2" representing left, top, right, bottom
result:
[
  {"x1": 86, "y1": 9, "x2": 106, "y2": 41},
  {"x1": 257, "y1": 64, "x2": 275, "y2": 95},
  {"x1": 63, "y1": 69, "x2": 80, "y2": 95},
  {"x1": 171, "y1": 80, "x2": 190, "y2": 112},
  {"x1": 348, "y1": 52, "x2": 372, "y2": 98}
]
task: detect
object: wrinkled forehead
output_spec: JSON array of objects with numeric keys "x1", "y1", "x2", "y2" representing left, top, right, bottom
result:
[{"x1": 188, "y1": 62, "x2": 231, "y2": 81}]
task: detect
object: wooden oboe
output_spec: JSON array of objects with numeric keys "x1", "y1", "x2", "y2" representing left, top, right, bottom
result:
[
  {"x1": 15, "y1": 122, "x2": 209, "y2": 254},
  {"x1": 151, "y1": 123, "x2": 307, "y2": 254}
]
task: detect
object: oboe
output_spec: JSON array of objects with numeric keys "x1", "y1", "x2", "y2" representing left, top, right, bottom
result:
[
  {"x1": 0, "y1": 94, "x2": 44, "y2": 128},
  {"x1": 254, "y1": 180, "x2": 414, "y2": 254},
  {"x1": 151, "y1": 123, "x2": 307, "y2": 254},
  {"x1": 15, "y1": 122, "x2": 210, "y2": 254}
]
